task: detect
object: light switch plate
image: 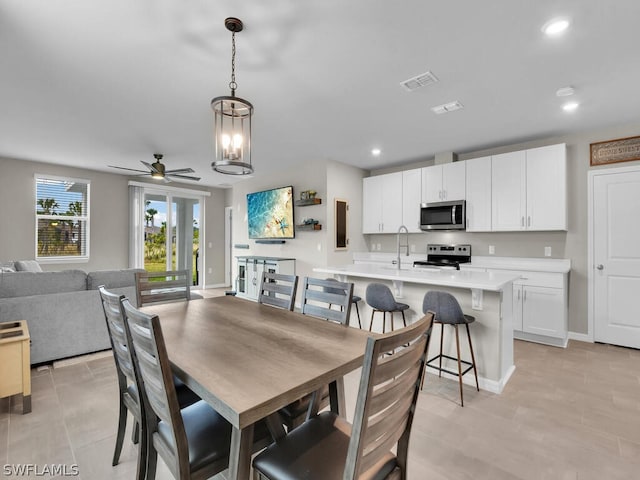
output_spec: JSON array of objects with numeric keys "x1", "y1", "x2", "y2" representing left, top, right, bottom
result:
[
  {"x1": 489, "y1": 245, "x2": 495, "y2": 255},
  {"x1": 545, "y1": 246, "x2": 552, "y2": 257}
]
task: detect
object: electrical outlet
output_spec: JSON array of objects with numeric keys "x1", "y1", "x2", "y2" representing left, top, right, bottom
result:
[
  {"x1": 317, "y1": 243, "x2": 322, "y2": 252},
  {"x1": 545, "y1": 246, "x2": 552, "y2": 257},
  {"x1": 489, "y1": 245, "x2": 495, "y2": 255},
  {"x1": 208, "y1": 267, "x2": 212, "y2": 274},
  {"x1": 208, "y1": 242, "x2": 212, "y2": 248}
]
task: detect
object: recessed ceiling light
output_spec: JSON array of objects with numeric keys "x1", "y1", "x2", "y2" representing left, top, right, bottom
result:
[
  {"x1": 542, "y1": 18, "x2": 570, "y2": 36},
  {"x1": 371, "y1": 148, "x2": 381, "y2": 156},
  {"x1": 562, "y1": 101, "x2": 579, "y2": 112},
  {"x1": 556, "y1": 86, "x2": 575, "y2": 97}
]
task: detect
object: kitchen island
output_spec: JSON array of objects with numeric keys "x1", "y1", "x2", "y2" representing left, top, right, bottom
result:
[{"x1": 314, "y1": 263, "x2": 520, "y2": 393}]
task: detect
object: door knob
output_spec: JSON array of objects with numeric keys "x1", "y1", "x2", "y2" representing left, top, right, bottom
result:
[{"x1": 596, "y1": 264, "x2": 604, "y2": 270}]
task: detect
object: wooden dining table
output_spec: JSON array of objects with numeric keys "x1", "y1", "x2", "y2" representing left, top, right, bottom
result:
[{"x1": 141, "y1": 295, "x2": 373, "y2": 480}]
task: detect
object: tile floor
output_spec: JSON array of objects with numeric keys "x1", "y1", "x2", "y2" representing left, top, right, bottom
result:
[{"x1": 2, "y1": 325, "x2": 640, "y2": 479}]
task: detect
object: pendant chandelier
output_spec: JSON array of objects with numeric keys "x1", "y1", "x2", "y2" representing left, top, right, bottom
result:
[{"x1": 211, "y1": 17, "x2": 254, "y2": 175}]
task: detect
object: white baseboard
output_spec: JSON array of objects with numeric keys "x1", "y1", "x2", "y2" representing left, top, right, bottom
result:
[{"x1": 424, "y1": 364, "x2": 515, "y2": 395}]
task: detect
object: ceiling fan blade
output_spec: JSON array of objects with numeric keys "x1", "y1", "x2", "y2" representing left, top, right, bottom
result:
[
  {"x1": 141, "y1": 161, "x2": 159, "y2": 173},
  {"x1": 168, "y1": 174, "x2": 201, "y2": 181},
  {"x1": 108, "y1": 165, "x2": 149, "y2": 173},
  {"x1": 164, "y1": 168, "x2": 195, "y2": 174}
]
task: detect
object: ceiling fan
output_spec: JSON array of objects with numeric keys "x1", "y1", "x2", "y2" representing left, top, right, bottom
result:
[{"x1": 109, "y1": 154, "x2": 201, "y2": 182}]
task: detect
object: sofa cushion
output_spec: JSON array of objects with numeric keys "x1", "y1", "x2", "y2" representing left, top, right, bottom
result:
[
  {"x1": 0, "y1": 270, "x2": 87, "y2": 298},
  {"x1": 14, "y1": 260, "x2": 43, "y2": 272},
  {"x1": 86, "y1": 269, "x2": 145, "y2": 290}
]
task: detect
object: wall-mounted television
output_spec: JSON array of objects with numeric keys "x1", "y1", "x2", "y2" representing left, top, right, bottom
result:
[{"x1": 247, "y1": 185, "x2": 295, "y2": 239}]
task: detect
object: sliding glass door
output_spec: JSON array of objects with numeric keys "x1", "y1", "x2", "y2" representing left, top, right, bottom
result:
[{"x1": 142, "y1": 192, "x2": 201, "y2": 286}]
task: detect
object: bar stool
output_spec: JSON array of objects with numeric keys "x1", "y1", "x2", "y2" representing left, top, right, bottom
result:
[
  {"x1": 324, "y1": 278, "x2": 362, "y2": 328},
  {"x1": 422, "y1": 290, "x2": 479, "y2": 406},
  {"x1": 365, "y1": 283, "x2": 409, "y2": 333}
]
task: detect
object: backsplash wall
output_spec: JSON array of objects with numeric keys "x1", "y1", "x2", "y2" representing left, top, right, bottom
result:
[{"x1": 365, "y1": 231, "x2": 568, "y2": 259}]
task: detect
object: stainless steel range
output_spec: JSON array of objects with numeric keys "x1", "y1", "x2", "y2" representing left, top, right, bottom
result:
[{"x1": 413, "y1": 244, "x2": 471, "y2": 270}]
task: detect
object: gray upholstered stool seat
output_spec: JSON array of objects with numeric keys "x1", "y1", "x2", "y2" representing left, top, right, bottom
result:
[
  {"x1": 422, "y1": 290, "x2": 479, "y2": 406},
  {"x1": 365, "y1": 283, "x2": 409, "y2": 333}
]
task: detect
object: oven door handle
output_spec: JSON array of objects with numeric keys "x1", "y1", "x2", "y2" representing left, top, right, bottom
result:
[{"x1": 452, "y1": 205, "x2": 456, "y2": 225}]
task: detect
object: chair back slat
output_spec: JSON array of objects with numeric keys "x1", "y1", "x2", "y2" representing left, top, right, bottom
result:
[
  {"x1": 344, "y1": 312, "x2": 433, "y2": 479},
  {"x1": 135, "y1": 270, "x2": 191, "y2": 307},
  {"x1": 98, "y1": 286, "x2": 137, "y2": 391},
  {"x1": 121, "y1": 298, "x2": 188, "y2": 461},
  {"x1": 300, "y1": 277, "x2": 353, "y2": 324},
  {"x1": 258, "y1": 272, "x2": 298, "y2": 311}
]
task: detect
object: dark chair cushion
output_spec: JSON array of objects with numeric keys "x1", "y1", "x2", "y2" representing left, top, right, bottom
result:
[
  {"x1": 253, "y1": 411, "x2": 397, "y2": 480},
  {"x1": 157, "y1": 400, "x2": 232, "y2": 471},
  {"x1": 173, "y1": 375, "x2": 201, "y2": 408}
]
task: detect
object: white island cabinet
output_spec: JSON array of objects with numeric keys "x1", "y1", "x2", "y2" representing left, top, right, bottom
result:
[{"x1": 314, "y1": 263, "x2": 519, "y2": 394}]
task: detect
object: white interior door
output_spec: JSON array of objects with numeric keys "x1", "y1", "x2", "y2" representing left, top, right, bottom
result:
[{"x1": 592, "y1": 166, "x2": 640, "y2": 347}]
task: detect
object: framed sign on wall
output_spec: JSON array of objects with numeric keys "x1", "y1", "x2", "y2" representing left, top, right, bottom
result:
[{"x1": 590, "y1": 135, "x2": 640, "y2": 166}]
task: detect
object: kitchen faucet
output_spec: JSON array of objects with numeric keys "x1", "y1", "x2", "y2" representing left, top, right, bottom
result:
[{"x1": 396, "y1": 225, "x2": 409, "y2": 270}]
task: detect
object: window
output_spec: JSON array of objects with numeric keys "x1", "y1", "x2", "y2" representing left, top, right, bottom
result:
[{"x1": 35, "y1": 175, "x2": 90, "y2": 261}]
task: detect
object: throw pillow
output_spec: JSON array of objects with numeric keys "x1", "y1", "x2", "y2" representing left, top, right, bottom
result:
[
  {"x1": 14, "y1": 260, "x2": 43, "y2": 272},
  {"x1": 0, "y1": 266, "x2": 16, "y2": 273},
  {"x1": 0, "y1": 260, "x2": 15, "y2": 271}
]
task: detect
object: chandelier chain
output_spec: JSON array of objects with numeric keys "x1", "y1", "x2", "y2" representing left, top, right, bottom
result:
[{"x1": 229, "y1": 31, "x2": 237, "y2": 94}]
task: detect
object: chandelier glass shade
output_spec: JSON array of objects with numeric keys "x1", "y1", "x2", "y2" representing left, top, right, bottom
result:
[{"x1": 212, "y1": 17, "x2": 254, "y2": 175}]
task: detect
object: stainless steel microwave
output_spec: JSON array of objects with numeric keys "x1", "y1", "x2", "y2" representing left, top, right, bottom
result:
[{"x1": 420, "y1": 200, "x2": 466, "y2": 231}]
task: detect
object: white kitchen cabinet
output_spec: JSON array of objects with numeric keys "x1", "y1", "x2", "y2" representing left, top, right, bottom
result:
[
  {"x1": 525, "y1": 144, "x2": 567, "y2": 230},
  {"x1": 500, "y1": 269, "x2": 568, "y2": 347},
  {"x1": 491, "y1": 150, "x2": 526, "y2": 230},
  {"x1": 362, "y1": 172, "x2": 403, "y2": 233},
  {"x1": 465, "y1": 156, "x2": 492, "y2": 231},
  {"x1": 491, "y1": 144, "x2": 566, "y2": 231},
  {"x1": 421, "y1": 162, "x2": 466, "y2": 204},
  {"x1": 402, "y1": 168, "x2": 422, "y2": 232},
  {"x1": 236, "y1": 257, "x2": 295, "y2": 301}
]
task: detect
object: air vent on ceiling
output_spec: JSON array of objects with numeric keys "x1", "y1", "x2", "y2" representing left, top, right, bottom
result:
[
  {"x1": 400, "y1": 71, "x2": 439, "y2": 92},
  {"x1": 431, "y1": 101, "x2": 464, "y2": 115}
]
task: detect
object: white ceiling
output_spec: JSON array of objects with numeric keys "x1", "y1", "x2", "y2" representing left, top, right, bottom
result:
[{"x1": 2, "y1": 1, "x2": 640, "y2": 187}]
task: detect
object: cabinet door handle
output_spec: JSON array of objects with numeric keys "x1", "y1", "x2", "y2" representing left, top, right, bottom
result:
[
  {"x1": 527, "y1": 216, "x2": 531, "y2": 227},
  {"x1": 524, "y1": 290, "x2": 527, "y2": 302},
  {"x1": 517, "y1": 290, "x2": 521, "y2": 300},
  {"x1": 521, "y1": 216, "x2": 524, "y2": 227},
  {"x1": 596, "y1": 264, "x2": 604, "y2": 270}
]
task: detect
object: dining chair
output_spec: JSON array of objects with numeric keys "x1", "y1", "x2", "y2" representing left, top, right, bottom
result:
[
  {"x1": 253, "y1": 312, "x2": 434, "y2": 480},
  {"x1": 278, "y1": 277, "x2": 354, "y2": 431},
  {"x1": 300, "y1": 277, "x2": 353, "y2": 324},
  {"x1": 121, "y1": 298, "x2": 271, "y2": 480},
  {"x1": 323, "y1": 277, "x2": 362, "y2": 328},
  {"x1": 135, "y1": 270, "x2": 191, "y2": 307},
  {"x1": 98, "y1": 286, "x2": 200, "y2": 480},
  {"x1": 258, "y1": 272, "x2": 298, "y2": 311}
]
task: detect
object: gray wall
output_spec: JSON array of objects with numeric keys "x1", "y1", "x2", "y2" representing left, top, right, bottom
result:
[
  {"x1": 367, "y1": 121, "x2": 640, "y2": 335},
  {"x1": 0, "y1": 156, "x2": 228, "y2": 285},
  {"x1": 229, "y1": 159, "x2": 367, "y2": 300}
]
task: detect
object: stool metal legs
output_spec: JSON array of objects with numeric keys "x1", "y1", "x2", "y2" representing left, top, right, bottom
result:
[
  {"x1": 424, "y1": 321, "x2": 479, "y2": 406},
  {"x1": 369, "y1": 310, "x2": 407, "y2": 333}
]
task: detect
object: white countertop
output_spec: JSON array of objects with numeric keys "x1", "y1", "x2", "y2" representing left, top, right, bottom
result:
[
  {"x1": 465, "y1": 256, "x2": 571, "y2": 273},
  {"x1": 314, "y1": 263, "x2": 520, "y2": 292}
]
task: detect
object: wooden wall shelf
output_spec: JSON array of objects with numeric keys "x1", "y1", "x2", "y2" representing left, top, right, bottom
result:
[
  {"x1": 296, "y1": 224, "x2": 322, "y2": 231},
  {"x1": 295, "y1": 198, "x2": 322, "y2": 206}
]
